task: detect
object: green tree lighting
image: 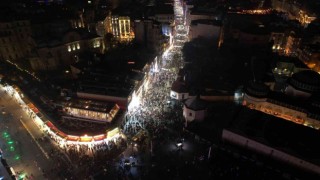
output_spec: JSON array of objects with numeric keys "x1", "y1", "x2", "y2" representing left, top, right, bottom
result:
[
  {"x1": 18, "y1": 173, "x2": 26, "y2": 180},
  {"x1": 2, "y1": 132, "x2": 10, "y2": 138},
  {"x1": 14, "y1": 155, "x2": 20, "y2": 160}
]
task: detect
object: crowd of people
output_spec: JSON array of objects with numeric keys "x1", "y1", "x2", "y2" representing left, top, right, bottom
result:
[
  {"x1": 123, "y1": 64, "x2": 183, "y2": 137},
  {"x1": 47, "y1": 136, "x2": 127, "y2": 179}
]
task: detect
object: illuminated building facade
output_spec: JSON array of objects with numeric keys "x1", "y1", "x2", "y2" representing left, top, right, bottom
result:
[
  {"x1": 243, "y1": 71, "x2": 320, "y2": 130},
  {"x1": 270, "y1": 32, "x2": 286, "y2": 53},
  {"x1": 70, "y1": 15, "x2": 85, "y2": 29},
  {"x1": 63, "y1": 99, "x2": 120, "y2": 123},
  {"x1": 29, "y1": 31, "x2": 105, "y2": 70},
  {"x1": 297, "y1": 44, "x2": 320, "y2": 73},
  {"x1": 2, "y1": 83, "x2": 123, "y2": 146},
  {"x1": 271, "y1": 0, "x2": 317, "y2": 27},
  {"x1": 284, "y1": 31, "x2": 301, "y2": 56},
  {"x1": 297, "y1": 10, "x2": 317, "y2": 27},
  {"x1": 183, "y1": 97, "x2": 207, "y2": 122},
  {"x1": 104, "y1": 14, "x2": 134, "y2": 42}
]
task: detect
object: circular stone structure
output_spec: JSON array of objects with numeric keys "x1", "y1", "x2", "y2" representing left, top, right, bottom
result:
[
  {"x1": 245, "y1": 81, "x2": 270, "y2": 98},
  {"x1": 288, "y1": 70, "x2": 320, "y2": 93}
]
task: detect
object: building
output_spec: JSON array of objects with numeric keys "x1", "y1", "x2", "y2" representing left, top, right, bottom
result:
[
  {"x1": 187, "y1": 11, "x2": 213, "y2": 25},
  {"x1": 242, "y1": 71, "x2": 320, "y2": 129},
  {"x1": 170, "y1": 80, "x2": 189, "y2": 100},
  {"x1": 183, "y1": 96, "x2": 207, "y2": 122},
  {"x1": 133, "y1": 19, "x2": 167, "y2": 52},
  {"x1": 270, "y1": 30, "x2": 286, "y2": 53},
  {"x1": 237, "y1": 23, "x2": 270, "y2": 46},
  {"x1": 71, "y1": 57, "x2": 147, "y2": 110},
  {"x1": 29, "y1": 30, "x2": 106, "y2": 70},
  {"x1": 63, "y1": 98, "x2": 120, "y2": 123},
  {"x1": 285, "y1": 31, "x2": 301, "y2": 56},
  {"x1": 285, "y1": 70, "x2": 320, "y2": 98},
  {"x1": 271, "y1": 0, "x2": 317, "y2": 27},
  {"x1": 104, "y1": 13, "x2": 134, "y2": 42},
  {"x1": 297, "y1": 43, "x2": 320, "y2": 73},
  {"x1": 189, "y1": 19, "x2": 222, "y2": 44},
  {"x1": 76, "y1": 74, "x2": 136, "y2": 109},
  {"x1": 69, "y1": 12, "x2": 86, "y2": 30},
  {"x1": 153, "y1": 4, "x2": 174, "y2": 24},
  {"x1": 0, "y1": 20, "x2": 33, "y2": 62},
  {"x1": 223, "y1": 107, "x2": 320, "y2": 176},
  {"x1": 272, "y1": 60, "x2": 308, "y2": 91}
]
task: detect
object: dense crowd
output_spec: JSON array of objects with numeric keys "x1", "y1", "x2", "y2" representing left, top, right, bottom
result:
[
  {"x1": 52, "y1": 136, "x2": 127, "y2": 179},
  {"x1": 123, "y1": 66, "x2": 184, "y2": 137}
]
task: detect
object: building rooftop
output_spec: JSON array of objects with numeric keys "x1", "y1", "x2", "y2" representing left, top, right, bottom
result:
[
  {"x1": 155, "y1": 4, "x2": 174, "y2": 15},
  {"x1": 184, "y1": 96, "x2": 207, "y2": 111},
  {"x1": 35, "y1": 29, "x2": 100, "y2": 48},
  {"x1": 191, "y1": 19, "x2": 222, "y2": 26},
  {"x1": 227, "y1": 107, "x2": 320, "y2": 166},
  {"x1": 288, "y1": 70, "x2": 320, "y2": 93},
  {"x1": 244, "y1": 86, "x2": 320, "y2": 121},
  {"x1": 64, "y1": 98, "x2": 117, "y2": 113},
  {"x1": 78, "y1": 73, "x2": 135, "y2": 98},
  {"x1": 245, "y1": 81, "x2": 270, "y2": 98},
  {"x1": 171, "y1": 80, "x2": 188, "y2": 93},
  {"x1": 240, "y1": 23, "x2": 270, "y2": 35}
]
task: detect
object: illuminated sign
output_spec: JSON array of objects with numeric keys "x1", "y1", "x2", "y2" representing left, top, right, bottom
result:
[{"x1": 107, "y1": 128, "x2": 119, "y2": 138}]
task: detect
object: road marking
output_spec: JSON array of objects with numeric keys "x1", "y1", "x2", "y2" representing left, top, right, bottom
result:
[{"x1": 19, "y1": 119, "x2": 50, "y2": 160}]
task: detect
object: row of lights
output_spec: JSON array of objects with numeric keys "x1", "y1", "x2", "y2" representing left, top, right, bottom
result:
[
  {"x1": 6, "y1": 60, "x2": 41, "y2": 82},
  {"x1": 67, "y1": 43, "x2": 80, "y2": 52}
]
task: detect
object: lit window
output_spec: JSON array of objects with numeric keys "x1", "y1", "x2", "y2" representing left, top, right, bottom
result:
[
  {"x1": 68, "y1": 45, "x2": 71, "y2": 52},
  {"x1": 77, "y1": 43, "x2": 80, "y2": 49},
  {"x1": 72, "y1": 44, "x2": 76, "y2": 50},
  {"x1": 95, "y1": 40, "x2": 100, "y2": 48}
]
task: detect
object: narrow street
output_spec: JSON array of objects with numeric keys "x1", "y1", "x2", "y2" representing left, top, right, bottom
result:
[{"x1": 116, "y1": 0, "x2": 192, "y2": 178}]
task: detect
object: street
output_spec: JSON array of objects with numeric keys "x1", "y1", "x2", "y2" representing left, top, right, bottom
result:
[{"x1": 0, "y1": 86, "x2": 57, "y2": 179}]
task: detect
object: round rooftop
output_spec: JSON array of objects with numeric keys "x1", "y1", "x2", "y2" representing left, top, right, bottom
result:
[
  {"x1": 288, "y1": 70, "x2": 320, "y2": 93},
  {"x1": 245, "y1": 81, "x2": 269, "y2": 98}
]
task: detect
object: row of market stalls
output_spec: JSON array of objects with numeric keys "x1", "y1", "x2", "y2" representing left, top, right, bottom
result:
[
  {"x1": 44, "y1": 121, "x2": 120, "y2": 144},
  {"x1": 2, "y1": 84, "x2": 122, "y2": 146}
]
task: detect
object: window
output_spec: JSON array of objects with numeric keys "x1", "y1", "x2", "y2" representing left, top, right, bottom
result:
[
  {"x1": 68, "y1": 45, "x2": 71, "y2": 52},
  {"x1": 93, "y1": 40, "x2": 100, "y2": 48},
  {"x1": 72, "y1": 44, "x2": 76, "y2": 51},
  {"x1": 77, "y1": 43, "x2": 80, "y2": 50},
  {"x1": 189, "y1": 112, "x2": 192, "y2": 116}
]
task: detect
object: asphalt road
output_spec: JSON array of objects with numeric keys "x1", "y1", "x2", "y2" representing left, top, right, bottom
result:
[{"x1": 0, "y1": 85, "x2": 57, "y2": 179}]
